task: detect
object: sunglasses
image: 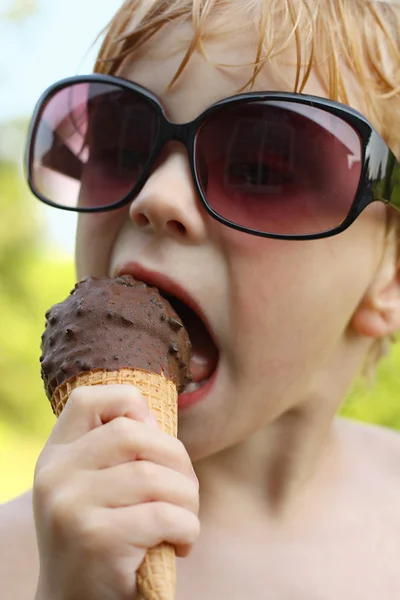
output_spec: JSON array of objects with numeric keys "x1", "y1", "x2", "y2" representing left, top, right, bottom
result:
[{"x1": 25, "y1": 74, "x2": 400, "y2": 240}]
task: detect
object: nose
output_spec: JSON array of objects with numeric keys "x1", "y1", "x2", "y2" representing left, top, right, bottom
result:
[{"x1": 129, "y1": 145, "x2": 208, "y2": 242}]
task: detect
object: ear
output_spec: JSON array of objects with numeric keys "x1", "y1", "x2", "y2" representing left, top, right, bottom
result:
[{"x1": 351, "y1": 238, "x2": 400, "y2": 339}]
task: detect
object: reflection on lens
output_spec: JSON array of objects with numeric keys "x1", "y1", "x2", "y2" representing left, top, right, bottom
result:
[
  {"x1": 30, "y1": 82, "x2": 158, "y2": 209},
  {"x1": 196, "y1": 101, "x2": 362, "y2": 235}
]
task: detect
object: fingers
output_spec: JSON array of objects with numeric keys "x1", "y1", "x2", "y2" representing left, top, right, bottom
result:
[
  {"x1": 33, "y1": 382, "x2": 201, "y2": 599},
  {"x1": 47, "y1": 384, "x2": 156, "y2": 444},
  {"x1": 65, "y1": 460, "x2": 200, "y2": 514},
  {"x1": 69, "y1": 417, "x2": 197, "y2": 479},
  {"x1": 86, "y1": 502, "x2": 200, "y2": 554},
  {"x1": 34, "y1": 462, "x2": 200, "y2": 550}
]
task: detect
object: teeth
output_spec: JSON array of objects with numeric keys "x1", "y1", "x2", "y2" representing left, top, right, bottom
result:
[{"x1": 182, "y1": 380, "x2": 206, "y2": 394}]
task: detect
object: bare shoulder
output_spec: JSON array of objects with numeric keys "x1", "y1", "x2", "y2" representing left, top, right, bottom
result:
[
  {"x1": 335, "y1": 416, "x2": 400, "y2": 506},
  {"x1": 0, "y1": 490, "x2": 39, "y2": 599},
  {"x1": 295, "y1": 418, "x2": 400, "y2": 600},
  {"x1": 337, "y1": 416, "x2": 400, "y2": 466}
]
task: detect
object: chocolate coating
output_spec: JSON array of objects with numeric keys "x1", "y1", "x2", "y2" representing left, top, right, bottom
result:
[{"x1": 40, "y1": 276, "x2": 192, "y2": 399}]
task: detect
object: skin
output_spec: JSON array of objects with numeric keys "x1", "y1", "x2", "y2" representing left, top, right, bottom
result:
[{"x1": 2, "y1": 18, "x2": 400, "y2": 600}]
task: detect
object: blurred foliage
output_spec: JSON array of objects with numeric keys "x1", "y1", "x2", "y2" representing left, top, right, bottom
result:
[
  {"x1": 0, "y1": 142, "x2": 75, "y2": 501},
  {"x1": 342, "y1": 347, "x2": 400, "y2": 430},
  {"x1": 0, "y1": 157, "x2": 74, "y2": 433},
  {"x1": 0, "y1": 120, "x2": 400, "y2": 503}
]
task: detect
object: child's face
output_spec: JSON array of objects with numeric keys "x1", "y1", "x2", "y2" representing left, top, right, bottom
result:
[{"x1": 75, "y1": 21, "x2": 391, "y2": 461}]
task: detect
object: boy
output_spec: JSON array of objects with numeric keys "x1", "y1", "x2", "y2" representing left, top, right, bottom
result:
[{"x1": 2, "y1": 0, "x2": 400, "y2": 598}]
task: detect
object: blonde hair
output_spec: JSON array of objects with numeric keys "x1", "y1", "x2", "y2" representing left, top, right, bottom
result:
[
  {"x1": 94, "y1": 0, "x2": 400, "y2": 154},
  {"x1": 94, "y1": 0, "x2": 400, "y2": 376}
]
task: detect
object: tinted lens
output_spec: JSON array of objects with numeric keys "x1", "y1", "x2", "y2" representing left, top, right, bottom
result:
[
  {"x1": 29, "y1": 82, "x2": 158, "y2": 209},
  {"x1": 196, "y1": 101, "x2": 362, "y2": 235}
]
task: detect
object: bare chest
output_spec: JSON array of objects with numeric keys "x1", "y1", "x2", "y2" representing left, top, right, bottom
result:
[{"x1": 176, "y1": 514, "x2": 400, "y2": 600}]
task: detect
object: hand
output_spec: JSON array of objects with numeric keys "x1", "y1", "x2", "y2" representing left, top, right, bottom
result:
[{"x1": 33, "y1": 385, "x2": 200, "y2": 600}]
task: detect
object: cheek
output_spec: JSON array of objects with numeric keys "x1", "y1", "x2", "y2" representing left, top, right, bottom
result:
[
  {"x1": 220, "y1": 205, "x2": 387, "y2": 380},
  {"x1": 75, "y1": 208, "x2": 128, "y2": 279}
]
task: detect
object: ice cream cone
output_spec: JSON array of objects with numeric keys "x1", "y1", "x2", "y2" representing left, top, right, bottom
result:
[
  {"x1": 51, "y1": 367, "x2": 178, "y2": 600},
  {"x1": 42, "y1": 276, "x2": 192, "y2": 600}
]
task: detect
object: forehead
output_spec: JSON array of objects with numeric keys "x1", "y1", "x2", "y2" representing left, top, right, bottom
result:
[{"x1": 118, "y1": 20, "x2": 330, "y2": 123}]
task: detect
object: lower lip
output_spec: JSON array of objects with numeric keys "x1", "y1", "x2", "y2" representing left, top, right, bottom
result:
[{"x1": 178, "y1": 366, "x2": 218, "y2": 410}]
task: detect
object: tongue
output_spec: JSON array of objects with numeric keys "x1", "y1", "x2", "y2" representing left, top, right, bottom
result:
[
  {"x1": 190, "y1": 350, "x2": 217, "y2": 383},
  {"x1": 188, "y1": 321, "x2": 219, "y2": 383}
]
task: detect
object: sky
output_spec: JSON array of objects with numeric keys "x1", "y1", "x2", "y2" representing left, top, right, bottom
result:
[{"x1": 0, "y1": 0, "x2": 123, "y2": 255}]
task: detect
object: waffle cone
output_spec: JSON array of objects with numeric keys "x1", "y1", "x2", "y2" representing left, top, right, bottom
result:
[{"x1": 51, "y1": 368, "x2": 178, "y2": 600}]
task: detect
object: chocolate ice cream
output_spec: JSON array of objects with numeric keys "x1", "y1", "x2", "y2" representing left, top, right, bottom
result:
[{"x1": 40, "y1": 275, "x2": 192, "y2": 402}]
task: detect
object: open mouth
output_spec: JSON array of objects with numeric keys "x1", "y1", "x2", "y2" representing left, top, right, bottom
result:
[
  {"x1": 114, "y1": 263, "x2": 219, "y2": 397},
  {"x1": 161, "y1": 293, "x2": 219, "y2": 394}
]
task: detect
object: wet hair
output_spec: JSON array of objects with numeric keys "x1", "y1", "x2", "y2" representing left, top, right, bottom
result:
[
  {"x1": 94, "y1": 0, "x2": 400, "y2": 153},
  {"x1": 93, "y1": 0, "x2": 400, "y2": 376}
]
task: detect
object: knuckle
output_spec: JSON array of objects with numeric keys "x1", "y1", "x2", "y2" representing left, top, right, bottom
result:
[
  {"x1": 49, "y1": 491, "x2": 98, "y2": 546},
  {"x1": 122, "y1": 384, "x2": 146, "y2": 403},
  {"x1": 33, "y1": 464, "x2": 55, "y2": 502},
  {"x1": 184, "y1": 513, "x2": 201, "y2": 543},
  {"x1": 109, "y1": 415, "x2": 135, "y2": 438},
  {"x1": 50, "y1": 487, "x2": 79, "y2": 528},
  {"x1": 79, "y1": 513, "x2": 108, "y2": 553},
  {"x1": 152, "y1": 503, "x2": 200, "y2": 543},
  {"x1": 135, "y1": 459, "x2": 157, "y2": 483},
  {"x1": 121, "y1": 385, "x2": 149, "y2": 413},
  {"x1": 67, "y1": 386, "x2": 91, "y2": 411},
  {"x1": 153, "y1": 502, "x2": 178, "y2": 531},
  {"x1": 173, "y1": 510, "x2": 201, "y2": 544}
]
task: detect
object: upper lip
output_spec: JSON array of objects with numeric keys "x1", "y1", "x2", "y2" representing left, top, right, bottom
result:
[{"x1": 113, "y1": 261, "x2": 219, "y2": 350}]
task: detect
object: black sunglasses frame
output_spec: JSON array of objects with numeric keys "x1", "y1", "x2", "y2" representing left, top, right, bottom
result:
[{"x1": 25, "y1": 73, "x2": 400, "y2": 241}]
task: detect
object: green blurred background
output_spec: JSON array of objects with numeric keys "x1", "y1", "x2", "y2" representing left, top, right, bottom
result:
[
  {"x1": 1, "y1": 0, "x2": 400, "y2": 505},
  {"x1": 0, "y1": 144, "x2": 75, "y2": 502},
  {"x1": 0, "y1": 0, "x2": 119, "y2": 503}
]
